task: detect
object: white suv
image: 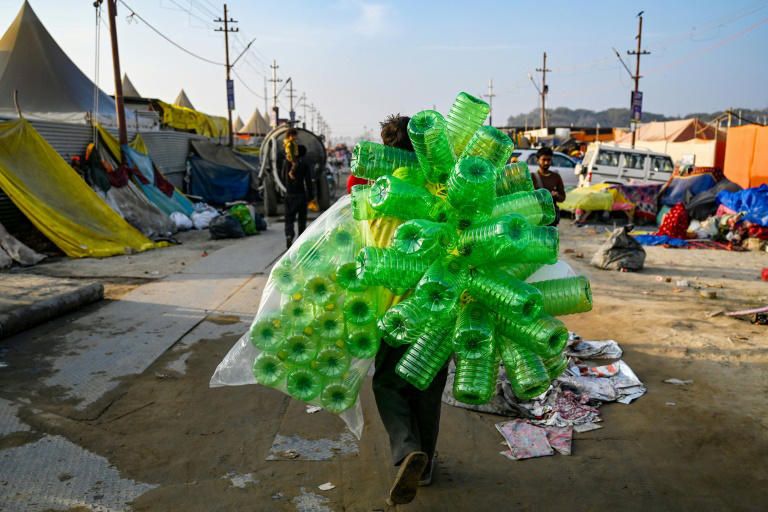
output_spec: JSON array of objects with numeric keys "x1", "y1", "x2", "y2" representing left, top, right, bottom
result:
[
  {"x1": 576, "y1": 143, "x2": 674, "y2": 186},
  {"x1": 510, "y1": 149, "x2": 579, "y2": 188}
]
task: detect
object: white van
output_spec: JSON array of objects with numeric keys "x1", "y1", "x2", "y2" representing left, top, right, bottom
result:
[{"x1": 576, "y1": 143, "x2": 674, "y2": 186}]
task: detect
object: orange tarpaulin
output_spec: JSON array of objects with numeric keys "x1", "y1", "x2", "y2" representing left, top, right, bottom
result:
[{"x1": 723, "y1": 125, "x2": 768, "y2": 188}]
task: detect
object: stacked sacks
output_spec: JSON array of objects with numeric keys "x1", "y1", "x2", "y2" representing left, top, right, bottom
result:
[
  {"x1": 350, "y1": 91, "x2": 593, "y2": 403},
  {"x1": 248, "y1": 204, "x2": 379, "y2": 414}
]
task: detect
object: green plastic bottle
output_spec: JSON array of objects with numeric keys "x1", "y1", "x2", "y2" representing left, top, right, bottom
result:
[
  {"x1": 412, "y1": 256, "x2": 467, "y2": 313},
  {"x1": 345, "y1": 327, "x2": 381, "y2": 359},
  {"x1": 542, "y1": 352, "x2": 568, "y2": 380},
  {"x1": 281, "y1": 334, "x2": 319, "y2": 365},
  {"x1": 249, "y1": 312, "x2": 284, "y2": 353},
  {"x1": 516, "y1": 226, "x2": 559, "y2": 265},
  {"x1": 350, "y1": 185, "x2": 379, "y2": 221},
  {"x1": 395, "y1": 324, "x2": 453, "y2": 391},
  {"x1": 391, "y1": 219, "x2": 457, "y2": 258},
  {"x1": 446, "y1": 156, "x2": 497, "y2": 219},
  {"x1": 280, "y1": 300, "x2": 314, "y2": 331},
  {"x1": 328, "y1": 224, "x2": 360, "y2": 263},
  {"x1": 230, "y1": 204, "x2": 257, "y2": 235},
  {"x1": 271, "y1": 257, "x2": 303, "y2": 296},
  {"x1": 453, "y1": 354, "x2": 499, "y2": 405},
  {"x1": 498, "y1": 262, "x2": 543, "y2": 282},
  {"x1": 335, "y1": 261, "x2": 367, "y2": 292},
  {"x1": 252, "y1": 352, "x2": 286, "y2": 386},
  {"x1": 498, "y1": 339, "x2": 551, "y2": 400},
  {"x1": 313, "y1": 311, "x2": 344, "y2": 341},
  {"x1": 457, "y1": 214, "x2": 532, "y2": 264},
  {"x1": 369, "y1": 175, "x2": 438, "y2": 220},
  {"x1": 408, "y1": 110, "x2": 456, "y2": 184},
  {"x1": 312, "y1": 345, "x2": 351, "y2": 379},
  {"x1": 445, "y1": 92, "x2": 490, "y2": 156},
  {"x1": 468, "y1": 268, "x2": 542, "y2": 324},
  {"x1": 492, "y1": 189, "x2": 556, "y2": 226},
  {"x1": 496, "y1": 313, "x2": 569, "y2": 358},
  {"x1": 296, "y1": 237, "x2": 333, "y2": 274},
  {"x1": 377, "y1": 296, "x2": 430, "y2": 347},
  {"x1": 459, "y1": 126, "x2": 515, "y2": 170},
  {"x1": 304, "y1": 275, "x2": 339, "y2": 306},
  {"x1": 356, "y1": 247, "x2": 430, "y2": 291},
  {"x1": 343, "y1": 289, "x2": 378, "y2": 326},
  {"x1": 530, "y1": 275, "x2": 593, "y2": 316},
  {"x1": 393, "y1": 165, "x2": 426, "y2": 187},
  {"x1": 286, "y1": 367, "x2": 324, "y2": 401},
  {"x1": 453, "y1": 302, "x2": 496, "y2": 360},
  {"x1": 350, "y1": 140, "x2": 419, "y2": 181},
  {"x1": 496, "y1": 161, "x2": 534, "y2": 196},
  {"x1": 320, "y1": 369, "x2": 364, "y2": 413}
]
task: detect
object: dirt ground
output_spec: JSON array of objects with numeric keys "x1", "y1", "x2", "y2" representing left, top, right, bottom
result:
[{"x1": 5, "y1": 220, "x2": 768, "y2": 511}]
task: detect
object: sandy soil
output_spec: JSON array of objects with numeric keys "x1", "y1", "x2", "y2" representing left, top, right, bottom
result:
[{"x1": 6, "y1": 220, "x2": 768, "y2": 511}]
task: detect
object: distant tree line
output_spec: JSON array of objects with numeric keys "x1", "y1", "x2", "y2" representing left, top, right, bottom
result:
[{"x1": 505, "y1": 106, "x2": 768, "y2": 128}]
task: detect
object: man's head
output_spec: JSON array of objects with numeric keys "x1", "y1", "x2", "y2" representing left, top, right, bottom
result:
[
  {"x1": 286, "y1": 128, "x2": 298, "y2": 141},
  {"x1": 536, "y1": 146, "x2": 553, "y2": 172},
  {"x1": 380, "y1": 114, "x2": 414, "y2": 151}
]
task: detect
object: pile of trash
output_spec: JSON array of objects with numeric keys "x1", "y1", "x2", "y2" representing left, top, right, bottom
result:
[{"x1": 443, "y1": 335, "x2": 646, "y2": 460}]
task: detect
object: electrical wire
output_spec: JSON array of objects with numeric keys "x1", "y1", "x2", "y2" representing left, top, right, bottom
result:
[
  {"x1": 233, "y1": 69, "x2": 265, "y2": 99},
  {"x1": 118, "y1": 0, "x2": 224, "y2": 66}
]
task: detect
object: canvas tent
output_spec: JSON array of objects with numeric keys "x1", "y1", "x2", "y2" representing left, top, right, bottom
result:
[
  {"x1": 723, "y1": 125, "x2": 768, "y2": 188},
  {"x1": 187, "y1": 139, "x2": 254, "y2": 204},
  {"x1": 0, "y1": 2, "x2": 152, "y2": 129},
  {"x1": 174, "y1": 89, "x2": 196, "y2": 110},
  {"x1": 239, "y1": 109, "x2": 270, "y2": 135},
  {"x1": 614, "y1": 119, "x2": 726, "y2": 168},
  {"x1": 0, "y1": 119, "x2": 157, "y2": 257},
  {"x1": 122, "y1": 73, "x2": 141, "y2": 99},
  {"x1": 233, "y1": 115, "x2": 244, "y2": 133}
]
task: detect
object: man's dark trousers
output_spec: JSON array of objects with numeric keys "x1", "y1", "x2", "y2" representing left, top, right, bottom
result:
[
  {"x1": 372, "y1": 343, "x2": 448, "y2": 466},
  {"x1": 284, "y1": 193, "x2": 307, "y2": 240}
]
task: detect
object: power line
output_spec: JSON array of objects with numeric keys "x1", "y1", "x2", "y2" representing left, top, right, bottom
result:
[
  {"x1": 118, "y1": 0, "x2": 224, "y2": 66},
  {"x1": 233, "y1": 68, "x2": 265, "y2": 99}
]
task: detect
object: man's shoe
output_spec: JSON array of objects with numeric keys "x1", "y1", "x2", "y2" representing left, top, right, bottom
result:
[
  {"x1": 386, "y1": 451, "x2": 428, "y2": 506},
  {"x1": 286, "y1": 237, "x2": 294, "y2": 249},
  {"x1": 418, "y1": 454, "x2": 437, "y2": 486}
]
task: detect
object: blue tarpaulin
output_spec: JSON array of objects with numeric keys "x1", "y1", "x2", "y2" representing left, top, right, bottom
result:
[
  {"x1": 716, "y1": 184, "x2": 768, "y2": 227},
  {"x1": 661, "y1": 173, "x2": 717, "y2": 207},
  {"x1": 187, "y1": 155, "x2": 251, "y2": 204},
  {"x1": 633, "y1": 234, "x2": 689, "y2": 247},
  {"x1": 123, "y1": 146, "x2": 195, "y2": 217}
]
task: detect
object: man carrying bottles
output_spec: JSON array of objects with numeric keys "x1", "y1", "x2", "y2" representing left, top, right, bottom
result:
[{"x1": 365, "y1": 114, "x2": 446, "y2": 506}]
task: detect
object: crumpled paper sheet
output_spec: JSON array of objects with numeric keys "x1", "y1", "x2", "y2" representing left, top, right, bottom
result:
[
  {"x1": 496, "y1": 420, "x2": 573, "y2": 460},
  {"x1": 565, "y1": 339, "x2": 623, "y2": 359},
  {"x1": 558, "y1": 360, "x2": 646, "y2": 404}
]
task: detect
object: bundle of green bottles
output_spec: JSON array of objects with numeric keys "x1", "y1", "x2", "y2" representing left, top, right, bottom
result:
[
  {"x1": 249, "y1": 218, "x2": 381, "y2": 414},
  {"x1": 348, "y1": 91, "x2": 593, "y2": 404}
]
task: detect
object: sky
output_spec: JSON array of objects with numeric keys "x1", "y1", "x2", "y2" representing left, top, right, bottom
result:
[{"x1": 2, "y1": 0, "x2": 767, "y2": 139}]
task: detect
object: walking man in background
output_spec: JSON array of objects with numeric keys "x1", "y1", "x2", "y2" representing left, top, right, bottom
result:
[{"x1": 284, "y1": 145, "x2": 312, "y2": 249}]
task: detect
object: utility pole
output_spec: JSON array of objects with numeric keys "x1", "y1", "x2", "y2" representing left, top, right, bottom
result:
[
  {"x1": 299, "y1": 93, "x2": 307, "y2": 129},
  {"x1": 214, "y1": 4, "x2": 238, "y2": 147},
  {"x1": 310, "y1": 103, "x2": 316, "y2": 132},
  {"x1": 627, "y1": 12, "x2": 650, "y2": 148},
  {"x1": 269, "y1": 60, "x2": 282, "y2": 126},
  {"x1": 105, "y1": 0, "x2": 127, "y2": 146},
  {"x1": 535, "y1": 52, "x2": 551, "y2": 130},
  {"x1": 288, "y1": 78, "x2": 295, "y2": 122},
  {"x1": 484, "y1": 78, "x2": 496, "y2": 126},
  {"x1": 263, "y1": 76, "x2": 268, "y2": 116}
]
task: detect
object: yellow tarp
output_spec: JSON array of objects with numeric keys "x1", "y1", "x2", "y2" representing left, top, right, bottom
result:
[
  {"x1": 94, "y1": 124, "x2": 149, "y2": 160},
  {"x1": 558, "y1": 183, "x2": 616, "y2": 211},
  {"x1": 0, "y1": 119, "x2": 157, "y2": 258},
  {"x1": 156, "y1": 100, "x2": 228, "y2": 138}
]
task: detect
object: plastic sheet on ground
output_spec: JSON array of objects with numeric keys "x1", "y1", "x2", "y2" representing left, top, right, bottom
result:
[
  {"x1": 559, "y1": 360, "x2": 646, "y2": 404},
  {"x1": 191, "y1": 204, "x2": 220, "y2": 230},
  {"x1": 565, "y1": 339, "x2": 623, "y2": 359},
  {"x1": 123, "y1": 146, "x2": 195, "y2": 217},
  {"x1": 0, "y1": 220, "x2": 45, "y2": 267},
  {"x1": 0, "y1": 119, "x2": 156, "y2": 258}
]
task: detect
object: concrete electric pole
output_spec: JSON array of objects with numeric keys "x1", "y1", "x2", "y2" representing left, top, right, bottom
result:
[
  {"x1": 269, "y1": 60, "x2": 282, "y2": 126},
  {"x1": 627, "y1": 12, "x2": 650, "y2": 149},
  {"x1": 214, "y1": 4, "x2": 238, "y2": 147},
  {"x1": 535, "y1": 52, "x2": 551, "y2": 130}
]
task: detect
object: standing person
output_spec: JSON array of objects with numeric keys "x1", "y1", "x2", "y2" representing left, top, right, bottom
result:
[
  {"x1": 370, "y1": 114, "x2": 447, "y2": 506},
  {"x1": 284, "y1": 145, "x2": 312, "y2": 249},
  {"x1": 532, "y1": 146, "x2": 566, "y2": 226},
  {"x1": 283, "y1": 128, "x2": 299, "y2": 180}
]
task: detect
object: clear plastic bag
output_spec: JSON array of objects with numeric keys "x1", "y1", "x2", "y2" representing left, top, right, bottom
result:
[{"x1": 210, "y1": 196, "x2": 377, "y2": 438}]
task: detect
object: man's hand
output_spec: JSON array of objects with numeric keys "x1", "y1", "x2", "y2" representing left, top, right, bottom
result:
[{"x1": 289, "y1": 162, "x2": 297, "y2": 180}]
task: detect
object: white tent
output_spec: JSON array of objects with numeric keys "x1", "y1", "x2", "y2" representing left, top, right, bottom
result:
[
  {"x1": 174, "y1": 89, "x2": 195, "y2": 110},
  {"x1": 121, "y1": 73, "x2": 141, "y2": 98},
  {"x1": 0, "y1": 1, "x2": 151, "y2": 128},
  {"x1": 239, "y1": 108, "x2": 270, "y2": 135},
  {"x1": 232, "y1": 115, "x2": 244, "y2": 133}
]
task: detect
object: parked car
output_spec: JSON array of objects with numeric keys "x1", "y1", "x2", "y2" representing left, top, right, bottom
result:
[
  {"x1": 510, "y1": 149, "x2": 579, "y2": 188},
  {"x1": 575, "y1": 143, "x2": 674, "y2": 186}
]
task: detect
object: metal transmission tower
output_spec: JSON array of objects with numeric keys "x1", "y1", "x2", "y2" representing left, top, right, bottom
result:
[
  {"x1": 214, "y1": 4, "x2": 239, "y2": 147},
  {"x1": 269, "y1": 60, "x2": 282, "y2": 126},
  {"x1": 535, "y1": 52, "x2": 551, "y2": 130},
  {"x1": 484, "y1": 79, "x2": 496, "y2": 126}
]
